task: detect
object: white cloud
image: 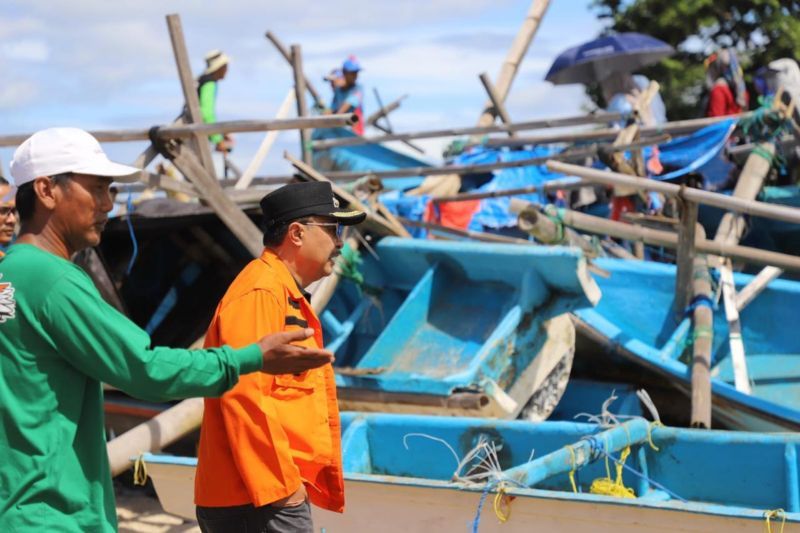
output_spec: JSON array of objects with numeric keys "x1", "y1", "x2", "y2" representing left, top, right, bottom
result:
[
  {"x1": 1, "y1": 39, "x2": 49, "y2": 62},
  {"x1": 0, "y1": 80, "x2": 40, "y2": 109}
]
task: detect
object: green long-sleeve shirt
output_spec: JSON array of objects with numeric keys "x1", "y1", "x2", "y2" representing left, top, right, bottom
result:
[
  {"x1": 0, "y1": 244, "x2": 262, "y2": 532},
  {"x1": 198, "y1": 77, "x2": 223, "y2": 145}
]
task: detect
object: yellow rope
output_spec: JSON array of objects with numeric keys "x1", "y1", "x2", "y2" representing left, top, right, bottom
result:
[
  {"x1": 132, "y1": 453, "x2": 149, "y2": 486},
  {"x1": 493, "y1": 485, "x2": 513, "y2": 523},
  {"x1": 589, "y1": 446, "x2": 635, "y2": 499},
  {"x1": 647, "y1": 421, "x2": 664, "y2": 452},
  {"x1": 566, "y1": 445, "x2": 578, "y2": 493},
  {"x1": 764, "y1": 509, "x2": 786, "y2": 533}
]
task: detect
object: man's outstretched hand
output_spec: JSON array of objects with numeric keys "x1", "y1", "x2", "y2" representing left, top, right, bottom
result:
[{"x1": 257, "y1": 328, "x2": 334, "y2": 374}]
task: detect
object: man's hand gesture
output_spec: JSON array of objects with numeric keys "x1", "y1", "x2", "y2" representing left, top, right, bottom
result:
[{"x1": 257, "y1": 328, "x2": 333, "y2": 374}]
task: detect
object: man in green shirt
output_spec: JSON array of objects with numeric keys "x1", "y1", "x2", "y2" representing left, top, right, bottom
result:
[
  {"x1": 198, "y1": 50, "x2": 233, "y2": 153},
  {"x1": 0, "y1": 127, "x2": 333, "y2": 532}
]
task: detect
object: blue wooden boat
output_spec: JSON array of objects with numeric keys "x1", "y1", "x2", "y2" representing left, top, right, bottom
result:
[
  {"x1": 139, "y1": 412, "x2": 800, "y2": 531},
  {"x1": 322, "y1": 238, "x2": 599, "y2": 420},
  {"x1": 312, "y1": 127, "x2": 430, "y2": 190},
  {"x1": 573, "y1": 258, "x2": 800, "y2": 432}
]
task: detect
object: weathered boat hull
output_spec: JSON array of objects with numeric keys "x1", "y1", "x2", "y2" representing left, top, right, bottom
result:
[
  {"x1": 139, "y1": 413, "x2": 800, "y2": 531},
  {"x1": 323, "y1": 238, "x2": 600, "y2": 419},
  {"x1": 574, "y1": 258, "x2": 800, "y2": 431}
]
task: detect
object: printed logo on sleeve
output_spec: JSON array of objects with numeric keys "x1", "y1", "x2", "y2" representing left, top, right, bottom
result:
[{"x1": 0, "y1": 275, "x2": 15, "y2": 323}]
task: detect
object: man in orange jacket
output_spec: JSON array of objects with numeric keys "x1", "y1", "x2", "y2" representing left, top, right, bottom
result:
[{"x1": 195, "y1": 181, "x2": 365, "y2": 532}]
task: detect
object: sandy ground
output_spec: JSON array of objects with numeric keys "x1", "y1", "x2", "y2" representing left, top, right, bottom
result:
[{"x1": 116, "y1": 485, "x2": 200, "y2": 533}]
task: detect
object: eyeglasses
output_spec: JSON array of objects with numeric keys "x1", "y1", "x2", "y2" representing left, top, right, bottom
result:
[
  {"x1": 300, "y1": 221, "x2": 343, "y2": 239},
  {"x1": 0, "y1": 207, "x2": 16, "y2": 218}
]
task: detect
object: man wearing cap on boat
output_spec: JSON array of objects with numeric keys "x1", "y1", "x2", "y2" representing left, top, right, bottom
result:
[
  {"x1": 0, "y1": 128, "x2": 333, "y2": 532},
  {"x1": 198, "y1": 49, "x2": 234, "y2": 153},
  {"x1": 328, "y1": 55, "x2": 365, "y2": 135},
  {"x1": 0, "y1": 178, "x2": 17, "y2": 257},
  {"x1": 194, "y1": 182, "x2": 366, "y2": 532}
]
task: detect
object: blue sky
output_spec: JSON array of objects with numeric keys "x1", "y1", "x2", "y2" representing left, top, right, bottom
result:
[{"x1": 0, "y1": 0, "x2": 606, "y2": 178}]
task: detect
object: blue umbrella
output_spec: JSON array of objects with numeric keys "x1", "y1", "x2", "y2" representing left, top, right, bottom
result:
[{"x1": 545, "y1": 32, "x2": 674, "y2": 85}]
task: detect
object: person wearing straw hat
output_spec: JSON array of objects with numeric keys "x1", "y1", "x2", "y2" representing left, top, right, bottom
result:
[
  {"x1": 0, "y1": 128, "x2": 334, "y2": 532},
  {"x1": 198, "y1": 49, "x2": 234, "y2": 152},
  {"x1": 0, "y1": 178, "x2": 16, "y2": 257},
  {"x1": 195, "y1": 182, "x2": 365, "y2": 533}
]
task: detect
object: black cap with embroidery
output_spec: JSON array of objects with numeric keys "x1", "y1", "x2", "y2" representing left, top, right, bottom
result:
[{"x1": 260, "y1": 181, "x2": 366, "y2": 228}]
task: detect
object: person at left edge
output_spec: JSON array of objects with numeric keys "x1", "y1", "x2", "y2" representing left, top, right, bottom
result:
[
  {"x1": 0, "y1": 177, "x2": 16, "y2": 257},
  {"x1": 0, "y1": 127, "x2": 334, "y2": 532}
]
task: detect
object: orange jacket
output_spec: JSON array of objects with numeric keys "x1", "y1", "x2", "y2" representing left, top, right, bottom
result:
[{"x1": 194, "y1": 249, "x2": 344, "y2": 512}]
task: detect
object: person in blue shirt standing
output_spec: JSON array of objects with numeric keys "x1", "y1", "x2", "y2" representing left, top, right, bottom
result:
[{"x1": 330, "y1": 56, "x2": 364, "y2": 135}]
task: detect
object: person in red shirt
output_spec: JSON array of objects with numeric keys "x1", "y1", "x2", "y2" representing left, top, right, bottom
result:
[
  {"x1": 194, "y1": 182, "x2": 365, "y2": 533},
  {"x1": 705, "y1": 49, "x2": 749, "y2": 117}
]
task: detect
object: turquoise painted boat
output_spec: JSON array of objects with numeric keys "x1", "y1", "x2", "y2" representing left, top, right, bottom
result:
[
  {"x1": 573, "y1": 258, "x2": 800, "y2": 432},
  {"x1": 138, "y1": 412, "x2": 800, "y2": 531},
  {"x1": 322, "y1": 238, "x2": 599, "y2": 420},
  {"x1": 312, "y1": 127, "x2": 430, "y2": 190}
]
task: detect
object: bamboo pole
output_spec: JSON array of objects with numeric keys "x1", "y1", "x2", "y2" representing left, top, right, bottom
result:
[
  {"x1": 163, "y1": 141, "x2": 264, "y2": 256},
  {"x1": 366, "y1": 95, "x2": 407, "y2": 126},
  {"x1": 713, "y1": 142, "x2": 775, "y2": 249},
  {"x1": 0, "y1": 115, "x2": 357, "y2": 148},
  {"x1": 719, "y1": 261, "x2": 752, "y2": 394},
  {"x1": 690, "y1": 254, "x2": 713, "y2": 428},
  {"x1": 265, "y1": 31, "x2": 324, "y2": 108},
  {"x1": 510, "y1": 200, "x2": 800, "y2": 271},
  {"x1": 311, "y1": 111, "x2": 625, "y2": 150},
  {"x1": 547, "y1": 161, "x2": 800, "y2": 225},
  {"x1": 236, "y1": 90, "x2": 296, "y2": 190},
  {"x1": 284, "y1": 151, "x2": 401, "y2": 237},
  {"x1": 434, "y1": 178, "x2": 587, "y2": 203},
  {"x1": 165, "y1": 14, "x2": 216, "y2": 177},
  {"x1": 291, "y1": 45, "x2": 312, "y2": 165},
  {"x1": 674, "y1": 198, "x2": 699, "y2": 315},
  {"x1": 484, "y1": 114, "x2": 746, "y2": 149},
  {"x1": 736, "y1": 266, "x2": 783, "y2": 311},
  {"x1": 478, "y1": 72, "x2": 515, "y2": 137},
  {"x1": 513, "y1": 201, "x2": 597, "y2": 256},
  {"x1": 398, "y1": 216, "x2": 530, "y2": 244},
  {"x1": 475, "y1": 0, "x2": 551, "y2": 128},
  {"x1": 107, "y1": 397, "x2": 203, "y2": 477}
]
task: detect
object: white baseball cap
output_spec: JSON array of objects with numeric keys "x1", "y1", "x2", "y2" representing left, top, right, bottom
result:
[{"x1": 9, "y1": 127, "x2": 140, "y2": 188}]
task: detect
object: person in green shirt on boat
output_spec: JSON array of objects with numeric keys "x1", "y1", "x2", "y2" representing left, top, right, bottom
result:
[
  {"x1": 0, "y1": 127, "x2": 334, "y2": 532},
  {"x1": 197, "y1": 49, "x2": 233, "y2": 153}
]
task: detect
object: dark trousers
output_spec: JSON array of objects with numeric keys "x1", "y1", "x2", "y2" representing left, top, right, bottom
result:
[{"x1": 196, "y1": 500, "x2": 313, "y2": 533}]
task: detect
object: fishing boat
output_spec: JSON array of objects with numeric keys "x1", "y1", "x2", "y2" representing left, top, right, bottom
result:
[
  {"x1": 138, "y1": 412, "x2": 800, "y2": 531},
  {"x1": 573, "y1": 258, "x2": 800, "y2": 432},
  {"x1": 322, "y1": 237, "x2": 599, "y2": 420}
]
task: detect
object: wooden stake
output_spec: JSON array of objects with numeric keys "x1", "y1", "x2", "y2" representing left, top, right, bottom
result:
[
  {"x1": 366, "y1": 95, "x2": 407, "y2": 126},
  {"x1": 674, "y1": 196, "x2": 699, "y2": 315},
  {"x1": 284, "y1": 151, "x2": 401, "y2": 237},
  {"x1": 107, "y1": 398, "x2": 203, "y2": 477},
  {"x1": 478, "y1": 72, "x2": 515, "y2": 137},
  {"x1": 291, "y1": 45, "x2": 312, "y2": 165},
  {"x1": 713, "y1": 142, "x2": 775, "y2": 250},
  {"x1": 719, "y1": 262, "x2": 752, "y2": 394},
  {"x1": 547, "y1": 161, "x2": 800, "y2": 225},
  {"x1": 312, "y1": 110, "x2": 625, "y2": 150},
  {"x1": 165, "y1": 14, "x2": 217, "y2": 177},
  {"x1": 161, "y1": 140, "x2": 264, "y2": 256},
  {"x1": 510, "y1": 200, "x2": 800, "y2": 271},
  {"x1": 236, "y1": 90, "x2": 296, "y2": 190},
  {"x1": 475, "y1": 0, "x2": 551, "y2": 128},
  {"x1": 690, "y1": 254, "x2": 713, "y2": 428},
  {"x1": 736, "y1": 266, "x2": 783, "y2": 311},
  {"x1": 265, "y1": 31, "x2": 324, "y2": 108}
]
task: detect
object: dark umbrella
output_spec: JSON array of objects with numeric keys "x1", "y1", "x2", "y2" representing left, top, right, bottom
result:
[{"x1": 545, "y1": 32, "x2": 674, "y2": 85}]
